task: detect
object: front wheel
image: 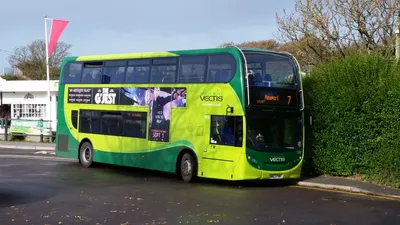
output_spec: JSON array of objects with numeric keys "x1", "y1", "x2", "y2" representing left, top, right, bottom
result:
[
  {"x1": 180, "y1": 153, "x2": 197, "y2": 183},
  {"x1": 79, "y1": 142, "x2": 94, "y2": 168}
]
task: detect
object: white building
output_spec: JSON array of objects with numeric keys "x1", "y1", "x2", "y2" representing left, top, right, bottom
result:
[{"x1": 0, "y1": 79, "x2": 59, "y2": 130}]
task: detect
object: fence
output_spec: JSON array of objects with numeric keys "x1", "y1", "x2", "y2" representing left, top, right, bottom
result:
[{"x1": 0, "y1": 118, "x2": 56, "y2": 143}]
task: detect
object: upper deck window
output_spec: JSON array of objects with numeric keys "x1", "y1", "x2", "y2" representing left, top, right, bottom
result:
[
  {"x1": 60, "y1": 52, "x2": 237, "y2": 84},
  {"x1": 178, "y1": 56, "x2": 207, "y2": 83},
  {"x1": 81, "y1": 62, "x2": 103, "y2": 84},
  {"x1": 207, "y1": 54, "x2": 236, "y2": 83},
  {"x1": 150, "y1": 58, "x2": 177, "y2": 83},
  {"x1": 245, "y1": 53, "x2": 297, "y2": 88},
  {"x1": 126, "y1": 59, "x2": 151, "y2": 83},
  {"x1": 103, "y1": 60, "x2": 127, "y2": 84},
  {"x1": 62, "y1": 62, "x2": 82, "y2": 84}
]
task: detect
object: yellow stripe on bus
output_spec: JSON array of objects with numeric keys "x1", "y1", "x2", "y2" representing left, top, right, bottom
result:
[{"x1": 76, "y1": 52, "x2": 178, "y2": 61}]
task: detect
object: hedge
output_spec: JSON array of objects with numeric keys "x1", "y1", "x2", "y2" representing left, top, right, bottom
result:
[{"x1": 302, "y1": 53, "x2": 400, "y2": 188}]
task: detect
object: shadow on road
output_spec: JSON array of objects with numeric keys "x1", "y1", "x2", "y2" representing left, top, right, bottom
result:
[
  {"x1": 0, "y1": 181, "x2": 59, "y2": 209},
  {"x1": 86, "y1": 162, "x2": 298, "y2": 189}
]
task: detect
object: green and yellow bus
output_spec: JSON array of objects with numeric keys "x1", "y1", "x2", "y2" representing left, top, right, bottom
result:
[{"x1": 55, "y1": 46, "x2": 305, "y2": 182}]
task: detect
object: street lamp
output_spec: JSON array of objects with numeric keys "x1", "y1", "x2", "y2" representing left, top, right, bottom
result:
[{"x1": 0, "y1": 49, "x2": 12, "y2": 75}]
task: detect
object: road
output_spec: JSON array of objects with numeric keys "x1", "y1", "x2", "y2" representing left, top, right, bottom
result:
[{"x1": 0, "y1": 147, "x2": 399, "y2": 225}]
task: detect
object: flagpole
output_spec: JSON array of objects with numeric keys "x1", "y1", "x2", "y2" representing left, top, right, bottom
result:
[{"x1": 44, "y1": 15, "x2": 52, "y2": 130}]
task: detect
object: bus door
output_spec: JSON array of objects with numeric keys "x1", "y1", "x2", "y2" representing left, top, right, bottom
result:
[{"x1": 201, "y1": 115, "x2": 243, "y2": 179}]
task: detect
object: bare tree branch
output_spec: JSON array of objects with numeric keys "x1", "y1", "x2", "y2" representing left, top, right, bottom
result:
[
  {"x1": 8, "y1": 39, "x2": 71, "y2": 80},
  {"x1": 276, "y1": 0, "x2": 399, "y2": 66}
]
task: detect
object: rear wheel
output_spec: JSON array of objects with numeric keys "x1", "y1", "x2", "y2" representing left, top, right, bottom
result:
[
  {"x1": 79, "y1": 142, "x2": 94, "y2": 168},
  {"x1": 180, "y1": 152, "x2": 197, "y2": 183}
]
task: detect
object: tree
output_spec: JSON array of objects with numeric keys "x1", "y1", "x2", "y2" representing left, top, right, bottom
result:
[
  {"x1": 276, "y1": 0, "x2": 400, "y2": 66},
  {"x1": 1, "y1": 74, "x2": 26, "y2": 80},
  {"x1": 8, "y1": 39, "x2": 71, "y2": 80},
  {"x1": 219, "y1": 39, "x2": 313, "y2": 70},
  {"x1": 219, "y1": 39, "x2": 281, "y2": 51}
]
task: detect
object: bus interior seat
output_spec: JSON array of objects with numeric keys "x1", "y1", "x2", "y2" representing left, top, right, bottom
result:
[
  {"x1": 82, "y1": 73, "x2": 94, "y2": 83},
  {"x1": 130, "y1": 72, "x2": 147, "y2": 83},
  {"x1": 264, "y1": 74, "x2": 273, "y2": 87},
  {"x1": 114, "y1": 69, "x2": 125, "y2": 83},
  {"x1": 125, "y1": 122, "x2": 142, "y2": 137},
  {"x1": 247, "y1": 74, "x2": 255, "y2": 86},
  {"x1": 222, "y1": 126, "x2": 234, "y2": 145},
  {"x1": 264, "y1": 74, "x2": 272, "y2": 81},
  {"x1": 162, "y1": 75, "x2": 174, "y2": 83},
  {"x1": 254, "y1": 73, "x2": 263, "y2": 86},
  {"x1": 219, "y1": 70, "x2": 229, "y2": 82},
  {"x1": 213, "y1": 71, "x2": 221, "y2": 82},
  {"x1": 90, "y1": 119, "x2": 100, "y2": 134},
  {"x1": 154, "y1": 71, "x2": 165, "y2": 83},
  {"x1": 186, "y1": 74, "x2": 203, "y2": 83},
  {"x1": 207, "y1": 72, "x2": 215, "y2": 82},
  {"x1": 102, "y1": 74, "x2": 111, "y2": 84}
]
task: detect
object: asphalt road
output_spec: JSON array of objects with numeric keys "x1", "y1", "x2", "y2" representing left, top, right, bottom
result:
[{"x1": 0, "y1": 148, "x2": 399, "y2": 225}]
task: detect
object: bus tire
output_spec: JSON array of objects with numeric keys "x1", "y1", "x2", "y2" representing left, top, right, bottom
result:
[
  {"x1": 180, "y1": 152, "x2": 197, "y2": 183},
  {"x1": 79, "y1": 141, "x2": 94, "y2": 168}
]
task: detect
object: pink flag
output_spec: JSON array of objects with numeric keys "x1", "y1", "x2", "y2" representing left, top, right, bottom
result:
[{"x1": 48, "y1": 19, "x2": 69, "y2": 56}]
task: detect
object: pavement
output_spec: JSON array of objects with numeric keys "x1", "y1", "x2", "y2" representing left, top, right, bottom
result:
[
  {"x1": 0, "y1": 140, "x2": 399, "y2": 201},
  {"x1": 0, "y1": 141, "x2": 55, "y2": 151}
]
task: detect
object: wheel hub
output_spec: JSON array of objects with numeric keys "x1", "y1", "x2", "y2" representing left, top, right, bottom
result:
[
  {"x1": 182, "y1": 159, "x2": 192, "y2": 176},
  {"x1": 83, "y1": 147, "x2": 91, "y2": 162}
]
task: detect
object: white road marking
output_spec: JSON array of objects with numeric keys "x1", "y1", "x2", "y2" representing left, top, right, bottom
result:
[{"x1": 34, "y1": 151, "x2": 56, "y2": 155}]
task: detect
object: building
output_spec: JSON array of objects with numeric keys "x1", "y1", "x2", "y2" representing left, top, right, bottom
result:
[
  {"x1": 0, "y1": 79, "x2": 59, "y2": 131},
  {"x1": 0, "y1": 67, "x2": 23, "y2": 76}
]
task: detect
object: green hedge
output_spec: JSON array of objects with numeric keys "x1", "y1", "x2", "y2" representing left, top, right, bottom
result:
[{"x1": 303, "y1": 54, "x2": 400, "y2": 188}]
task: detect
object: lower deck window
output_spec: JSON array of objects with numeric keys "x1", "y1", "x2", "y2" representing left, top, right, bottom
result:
[
  {"x1": 123, "y1": 112, "x2": 147, "y2": 138},
  {"x1": 78, "y1": 110, "x2": 147, "y2": 138}
]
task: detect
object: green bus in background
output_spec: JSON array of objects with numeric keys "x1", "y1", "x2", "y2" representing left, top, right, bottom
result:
[{"x1": 55, "y1": 46, "x2": 305, "y2": 182}]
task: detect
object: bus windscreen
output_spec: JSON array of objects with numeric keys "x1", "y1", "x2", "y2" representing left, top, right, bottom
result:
[
  {"x1": 246, "y1": 112, "x2": 302, "y2": 153},
  {"x1": 245, "y1": 53, "x2": 297, "y2": 88}
]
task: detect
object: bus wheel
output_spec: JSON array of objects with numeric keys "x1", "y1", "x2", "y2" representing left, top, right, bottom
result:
[
  {"x1": 180, "y1": 152, "x2": 197, "y2": 183},
  {"x1": 79, "y1": 142, "x2": 94, "y2": 168}
]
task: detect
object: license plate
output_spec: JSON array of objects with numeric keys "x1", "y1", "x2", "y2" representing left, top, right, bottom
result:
[{"x1": 269, "y1": 174, "x2": 283, "y2": 179}]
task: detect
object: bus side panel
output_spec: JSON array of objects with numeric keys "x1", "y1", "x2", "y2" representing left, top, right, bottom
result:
[
  {"x1": 55, "y1": 83, "x2": 80, "y2": 159},
  {"x1": 89, "y1": 140, "x2": 192, "y2": 173}
]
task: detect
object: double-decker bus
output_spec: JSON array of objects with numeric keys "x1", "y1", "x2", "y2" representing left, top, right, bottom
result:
[{"x1": 55, "y1": 46, "x2": 305, "y2": 182}]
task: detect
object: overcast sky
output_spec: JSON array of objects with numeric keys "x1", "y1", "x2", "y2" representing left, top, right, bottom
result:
[{"x1": 0, "y1": 0, "x2": 295, "y2": 68}]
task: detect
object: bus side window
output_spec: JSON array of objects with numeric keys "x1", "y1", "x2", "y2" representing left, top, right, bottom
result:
[
  {"x1": 207, "y1": 54, "x2": 236, "y2": 83},
  {"x1": 103, "y1": 66, "x2": 126, "y2": 84},
  {"x1": 126, "y1": 66, "x2": 150, "y2": 83},
  {"x1": 151, "y1": 58, "x2": 177, "y2": 83},
  {"x1": 101, "y1": 112, "x2": 122, "y2": 136},
  {"x1": 82, "y1": 67, "x2": 102, "y2": 84},
  {"x1": 178, "y1": 56, "x2": 207, "y2": 83},
  {"x1": 210, "y1": 116, "x2": 243, "y2": 147},
  {"x1": 79, "y1": 110, "x2": 101, "y2": 134},
  {"x1": 123, "y1": 112, "x2": 147, "y2": 139},
  {"x1": 71, "y1": 110, "x2": 78, "y2": 129}
]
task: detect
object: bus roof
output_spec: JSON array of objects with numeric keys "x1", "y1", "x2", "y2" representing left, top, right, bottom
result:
[{"x1": 62, "y1": 47, "x2": 292, "y2": 62}]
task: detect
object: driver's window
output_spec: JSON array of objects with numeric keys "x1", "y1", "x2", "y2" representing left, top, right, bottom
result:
[{"x1": 210, "y1": 116, "x2": 243, "y2": 147}]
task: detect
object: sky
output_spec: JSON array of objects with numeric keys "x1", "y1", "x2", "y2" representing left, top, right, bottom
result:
[{"x1": 0, "y1": 0, "x2": 295, "y2": 69}]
